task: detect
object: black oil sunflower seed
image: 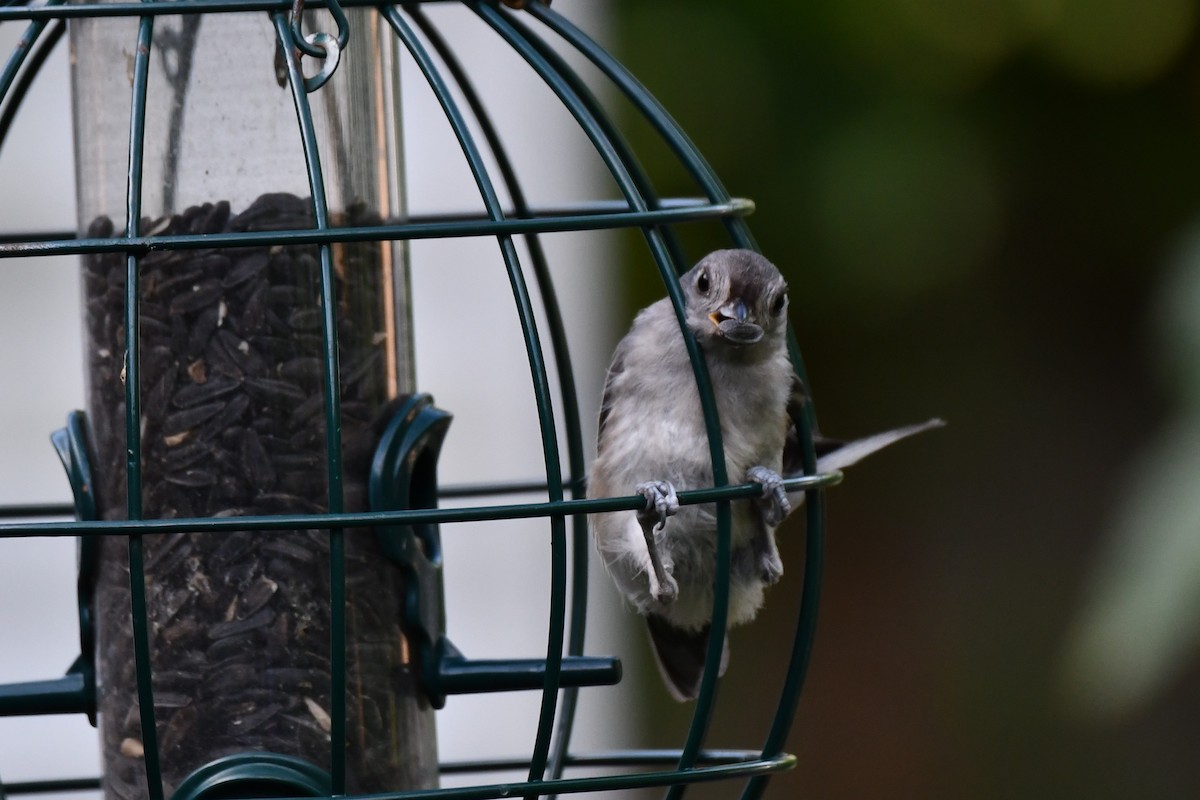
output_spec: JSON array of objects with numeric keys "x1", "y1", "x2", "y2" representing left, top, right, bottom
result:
[{"x1": 83, "y1": 192, "x2": 405, "y2": 795}]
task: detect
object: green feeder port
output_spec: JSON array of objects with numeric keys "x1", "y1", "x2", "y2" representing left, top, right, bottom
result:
[{"x1": 169, "y1": 754, "x2": 331, "y2": 800}]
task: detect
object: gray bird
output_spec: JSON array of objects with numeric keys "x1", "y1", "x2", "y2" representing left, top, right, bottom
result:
[{"x1": 589, "y1": 249, "x2": 943, "y2": 701}]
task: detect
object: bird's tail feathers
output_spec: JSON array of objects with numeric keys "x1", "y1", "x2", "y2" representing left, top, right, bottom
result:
[
  {"x1": 645, "y1": 614, "x2": 729, "y2": 702},
  {"x1": 813, "y1": 417, "x2": 945, "y2": 473}
]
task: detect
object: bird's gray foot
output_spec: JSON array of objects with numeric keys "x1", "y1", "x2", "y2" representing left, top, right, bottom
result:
[
  {"x1": 746, "y1": 465, "x2": 790, "y2": 527},
  {"x1": 636, "y1": 480, "x2": 679, "y2": 604},
  {"x1": 649, "y1": 559, "x2": 678, "y2": 604},
  {"x1": 759, "y1": 549, "x2": 784, "y2": 585},
  {"x1": 636, "y1": 480, "x2": 679, "y2": 531}
]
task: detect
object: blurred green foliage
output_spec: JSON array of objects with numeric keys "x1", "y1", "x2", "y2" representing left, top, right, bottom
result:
[{"x1": 604, "y1": 0, "x2": 1200, "y2": 797}]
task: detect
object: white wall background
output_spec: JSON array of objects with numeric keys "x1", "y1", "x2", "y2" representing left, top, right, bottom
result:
[{"x1": 0, "y1": 2, "x2": 641, "y2": 794}]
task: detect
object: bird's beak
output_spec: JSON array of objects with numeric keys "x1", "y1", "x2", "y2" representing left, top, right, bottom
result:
[{"x1": 709, "y1": 298, "x2": 763, "y2": 344}]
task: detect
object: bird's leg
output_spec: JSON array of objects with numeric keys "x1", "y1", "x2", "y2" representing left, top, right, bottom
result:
[
  {"x1": 746, "y1": 465, "x2": 790, "y2": 527},
  {"x1": 746, "y1": 466, "x2": 789, "y2": 584},
  {"x1": 635, "y1": 480, "x2": 679, "y2": 604}
]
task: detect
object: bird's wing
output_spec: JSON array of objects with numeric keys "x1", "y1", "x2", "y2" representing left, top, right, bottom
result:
[
  {"x1": 595, "y1": 336, "x2": 629, "y2": 459},
  {"x1": 782, "y1": 373, "x2": 844, "y2": 475}
]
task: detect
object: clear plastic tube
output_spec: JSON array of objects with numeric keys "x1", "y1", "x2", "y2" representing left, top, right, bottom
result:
[{"x1": 70, "y1": 8, "x2": 433, "y2": 797}]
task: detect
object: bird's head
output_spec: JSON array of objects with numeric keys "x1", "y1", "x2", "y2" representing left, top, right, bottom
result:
[{"x1": 681, "y1": 249, "x2": 789, "y2": 348}]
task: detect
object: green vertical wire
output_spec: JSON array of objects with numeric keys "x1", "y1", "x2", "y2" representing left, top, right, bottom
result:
[
  {"x1": 0, "y1": 16, "x2": 44, "y2": 123},
  {"x1": 124, "y1": 13, "x2": 164, "y2": 800},
  {"x1": 383, "y1": 6, "x2": 569, "y2": 790},
  {"x1": 520, "y1": 15, "x2": 831, "y2": 750},
  {"x1": 532, "y1": 0, "x2": 820, "y2": 401},
  {"x1": 737, "y1": 342, "x2": 824, "y2": 800},
  {"x1": 474, "y1": 1, "x2": 681, "y2": 261},
  {"x1": 740, "y1": 520, "x2": 824, "y2": 800},
  {"x1": 528, "y1": 9, "x2": 832, "y2": 797},
  {"x1": 536, "y1": 12, "x2": 830, "y2": 792},
  {"x1": 478, "y1": 2, "x2": 732, "y2": 784},
  {"x1": 496, "y1": 5, "x2": 692, "y2": 328},
  {"x1": 526, "y1": 2, "x2": 753, "y2": 251},
  {"x1": 402, "y1": 9, "x2": 592, "y2": 785},
  {"x1": 513, "y1": 14, "x2": 746, "y2": 790},
  {"x1": 0, "y1": 7, "x2": 64, "y2": 157},
  {"x1": 476, "y1": 7, "x2": 735, "y2": 795},
  {"x1": 271, "y1": 13, "x2": 347, "y2": 793},
  {"x1": 493, "y1": 11, "x2": 690, "y2": 277}
]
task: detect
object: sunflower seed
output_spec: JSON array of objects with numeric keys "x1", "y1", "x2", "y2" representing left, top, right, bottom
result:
[{"x1": 84, "y1": 192, "x2": 408, "y2": 795}]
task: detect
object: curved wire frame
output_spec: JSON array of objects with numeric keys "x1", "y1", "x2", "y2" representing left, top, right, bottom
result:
[{"x1": 0, "y1": 2, "x2": 835, "y2": 799}]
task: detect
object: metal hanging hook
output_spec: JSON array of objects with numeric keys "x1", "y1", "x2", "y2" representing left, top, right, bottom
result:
[
  {"x1": 288, "y1": 0, "x2": 349, "y2": 92},
  {"x1": 300, "y1": 31, "x2": 340, "y2": 93}
]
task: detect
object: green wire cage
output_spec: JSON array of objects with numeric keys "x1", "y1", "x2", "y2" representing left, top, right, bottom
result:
[{"x1": 0, "y1": 1, "x2": 838, "y2": 798}]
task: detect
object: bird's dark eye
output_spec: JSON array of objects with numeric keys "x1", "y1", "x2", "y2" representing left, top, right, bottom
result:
[
  {"x1": 771, "y1": 292, "x2": 786, "y2": 315},
  {"x1": 696, "y1": 271, "x2": 710, "y2": 294}
]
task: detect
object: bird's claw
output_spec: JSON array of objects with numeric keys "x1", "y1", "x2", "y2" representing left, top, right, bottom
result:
[
  {"x1": 651, "y1": 569, "x2": 678, "y2": 604},
  {"x1": 746, "y1": 466, "x2": 790, "y2": 527},
  {"x1": 635, "y1": 480, "x2": 679, "y2": 605},
  {"x1": 636, "y1": 480, "x2": 679, "y2": 532},
  {"x1": 759, "y1": 551, "x2": 784, "y2": 585}
]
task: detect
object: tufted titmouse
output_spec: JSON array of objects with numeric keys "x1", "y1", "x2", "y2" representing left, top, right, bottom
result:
[{"x1": 588, "y1": 249, "x2": 943, "y2": 701}]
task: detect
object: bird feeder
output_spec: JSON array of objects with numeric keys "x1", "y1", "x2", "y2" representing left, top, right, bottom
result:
[{"x1": 0, "y1": 2, "x2": 837, "y2": 799}]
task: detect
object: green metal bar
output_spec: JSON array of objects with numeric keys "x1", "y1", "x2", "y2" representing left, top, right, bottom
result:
[
  {"x1": 526, "y1": 10, "x2": 833, "y2": 796},
  {"x1": 0, "y1": 231, "x2": 75, "y2": 245},
  {"x1": 0, "y1": 672, "x2": 88, "y2": 716},
  {"x1": 473, "y1": 7, "x2": 735, "y2": 794},
  {"x1": 436, "y1": 655, "x2": 619, "y2": 696},
  {"x1": 470, "y1": 8, "x2": 685, "y2": 780},
  {"x1": 0, "y1": 197, "x2": 742, "y2": 241},
  {"x1": 332, "y1": 752, "x2": 794, "y2": 800},
  {"x1": 0, "y1": 751, "x2": 793, "y2": 800},
  {"x1": 494, "y1": 6, "x2": 690, "y2": 300},
  {"x1": 0, "y1": 0, "x2": 459, "y2": 21},
  {"x1": 0, "y1": 8, "x2": 64, "y2": 157},
  {"x1": 537, "y1": 7, "x2": 833, "y2": 786},
  {"x1": 0, "y1": 779, "x2": 102, "y2": 795},
  {"x1": 0, "y1": 473, "x2": 841, "y2": 539},
  {"x1": 271, "y1": 12, "x2": 347, "y2": 792},
  {"x1": 526, "y1": 3, "x2": 754, "y2": 250},
  {"x1": 465, "y1": 13, "x2": 689, "y2": 781},
  {"x1": 0, "y1": 199, "x2": 754, "y2": 258},
  {"x1": 0, "y1": 750, "x2": 787, "y2": 798},
  {"x1": 437, "y1": 478, "x2": 581, "y2": 499},
  {"x1": 739, "y1": 507, "x2": 824, "y2": 800},
  {"x1": 438, "y1": 748, "x2": 776, "y2": 773},
  {"x1": 0, "y1": 503, "x2": 75, "y2": 518},
  {"x1": 123, "y1": 11, "x2": 164, "y2": 800},
  {"x1": 739, "y1": 378, "x2": 826, "y2": 800},
  {"x1": 402, "y1": 8, "x2": 593, "y2": 784},
  {"x1": 384, "y1": 6, "x2": 568, "y2": 789}
]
